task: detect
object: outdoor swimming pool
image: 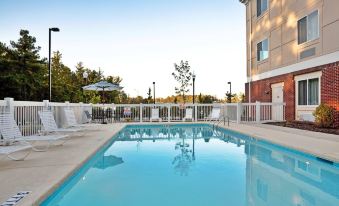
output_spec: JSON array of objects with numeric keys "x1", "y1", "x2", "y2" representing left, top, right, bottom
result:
[{"x1": 41, "y1": 124, "x2": 339, "y2": 206}]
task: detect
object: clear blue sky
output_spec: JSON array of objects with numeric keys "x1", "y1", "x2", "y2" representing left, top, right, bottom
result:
[{"x1": 0, "y1": 0, "x2": 246, "y2": 98}]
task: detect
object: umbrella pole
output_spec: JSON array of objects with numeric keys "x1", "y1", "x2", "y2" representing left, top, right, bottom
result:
[{"x1": 102, "y1": 88, "x2": 106, "y2": 124}]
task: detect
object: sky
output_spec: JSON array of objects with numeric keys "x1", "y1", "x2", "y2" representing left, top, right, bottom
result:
[{"x1": 0, "y1": 0, "x2": 246, "y2": 99}]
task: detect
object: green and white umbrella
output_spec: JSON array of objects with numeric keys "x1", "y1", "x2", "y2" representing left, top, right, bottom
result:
[{"x1": 82, "y1": 81, "x2": 123, "y2": 103}]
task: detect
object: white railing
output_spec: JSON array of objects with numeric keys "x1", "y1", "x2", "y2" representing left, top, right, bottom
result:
[
  {"x1": 2, "y1": 98, "x2": 92, "y2": 136},
  {"x1": 0, "y1": 98, "x2": 286, "y2": 136}
]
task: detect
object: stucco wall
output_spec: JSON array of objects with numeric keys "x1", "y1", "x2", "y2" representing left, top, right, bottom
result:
[{"x1": 245, "y1": 0, "x2": 339, "y2": 78}]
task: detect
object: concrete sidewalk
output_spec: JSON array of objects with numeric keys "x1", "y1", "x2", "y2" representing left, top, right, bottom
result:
[{"x1": 0, "y1": 123, "x2": 125, "y2": 206}]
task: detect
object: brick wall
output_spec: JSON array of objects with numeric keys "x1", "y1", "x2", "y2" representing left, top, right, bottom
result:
[
  {"x1": 321, "y1": 62, "x2": 339, "y2": 127},
  {"x1": 245, "y1": 61, "x2": 339, "y2": 127},
  {"x1": 245, "y1": 73, "x2": 296, "y2": 121}
]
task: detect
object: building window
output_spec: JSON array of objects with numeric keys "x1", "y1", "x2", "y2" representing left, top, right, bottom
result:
[
  {"x1": 298, "y1": 10, "x2": 319, "y2": 44},
  {"x1": 257, "y1": 39, "x2": 269, "y2": 61},
  {"x1": 257, "y1": 0, "x2": 268, "y2": 17},
  {"x1": 297, "y1": 78, "x2": 319, "y2": 106},
  {"x1": 256, "y1": 179, "x2": 268, "y2": 201}
]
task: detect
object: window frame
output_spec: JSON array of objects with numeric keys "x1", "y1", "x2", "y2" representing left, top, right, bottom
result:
[
  {"x1": 294, "y1": 159, "x2": 321, "y2": 182},
  {"x1": 297, "y1": 10, "x2": 320, "y2": 45},
  {"x1": 295, "y1": 72, "x2": 321, "y2": 107},
  {"x1": 256, "y1": 0, "x2": 269, "y2": 18},
  {"x1": 257, "y1": 38, "x2": 269, "y2": 62}
]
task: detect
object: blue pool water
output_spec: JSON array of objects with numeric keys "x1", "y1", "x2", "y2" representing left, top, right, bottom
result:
[{"x1": 41, "y1": 124, "x2": 339, "y2": 206}]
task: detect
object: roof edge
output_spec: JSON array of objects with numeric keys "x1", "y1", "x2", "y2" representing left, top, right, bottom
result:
[{"x1": 239, "y1": 0, "x2": 249, "y2": 5}]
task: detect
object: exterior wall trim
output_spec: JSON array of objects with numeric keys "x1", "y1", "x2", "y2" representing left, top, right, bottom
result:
[
  {"x1": 294, "y1": 71, "x2": 322, "y2": 121},
  {"x1": 270, "y1": 82, "x2": 284, "y2": 88},
  {"x1": 248, "y1": 50, "x2": 339, "y2": 82}
]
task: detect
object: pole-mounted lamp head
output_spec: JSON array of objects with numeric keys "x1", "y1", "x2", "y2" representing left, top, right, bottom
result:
[
  {"x1": 83, "y1": 71, "x2": 88, "y2": 79},
  {"x1": 50, "y1": 27, "x2": 60, "y2": 32}
]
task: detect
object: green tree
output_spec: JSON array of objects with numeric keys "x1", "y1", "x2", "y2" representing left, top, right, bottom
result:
[
  {"x1": 225, "y1": 92, "x2": 235, "y2": 103},
  {"x1": 172, "y1": 60, "x2": 192, "y2": 103},
  {"x1": 0, "y1": 29, "x2": 127, "y2": 103},
  {"x1": 198, "y1": 94, "x2": 218, "y2": 103},
  {"x1": 51, "y1": 51, "x2": 74, "y2": 102},
  {"x1": 147, "y1": 87, "x2": 152, "y2": 104},
  {"x1": 0, "y1": 30, "x2": 47, "y2": 100}
]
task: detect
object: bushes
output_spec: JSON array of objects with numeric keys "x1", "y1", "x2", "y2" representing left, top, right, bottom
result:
[{"x1": 313, "y1": 104, "x2": 335, "y2": 128}]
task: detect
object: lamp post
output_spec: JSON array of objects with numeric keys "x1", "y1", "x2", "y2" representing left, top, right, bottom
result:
[
  {"x1": 153, "y1": 82, "x2": 155, "y2": 104},
  {"x1": 227, "y1": 81, "x2": 232, "y2": 103},
  {"x1": 83, "y1": 71, "x2": 88, "y2": 84},
  {"x1": 192, "y1": 73, "x2": 196, "y2": 104},
  {"x1": 48, "y1": 27, "x2": 60, "y2": 101},
  {"x1": 83, "y1": 71, "x2": 88, "y2": 103}
]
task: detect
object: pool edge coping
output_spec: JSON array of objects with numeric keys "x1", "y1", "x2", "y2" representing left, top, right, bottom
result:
[{"x1": 217, "y1": 123, "x2": 339, "y2": 164}]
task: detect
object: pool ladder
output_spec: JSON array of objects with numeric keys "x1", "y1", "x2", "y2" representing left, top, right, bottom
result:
[{"x1": 212, "y1": 115, "x2": 230, "y2": 130}]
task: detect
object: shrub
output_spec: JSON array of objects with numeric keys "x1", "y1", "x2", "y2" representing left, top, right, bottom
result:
[{"x1": 313, "y1": 103, "x2": 335, "y2": 128}]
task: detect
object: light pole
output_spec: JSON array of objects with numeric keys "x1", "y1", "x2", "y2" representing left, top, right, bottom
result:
[
  {"x1": 153, "y1": 82, "x2": 155, "y2": 104},
  {"x1": 227, "y1": 81, "x2": 232, "y2": 103},
  {"x1": 48, "y1": 27, "x2": 60, "y2": 101},
  {"x1": 83, "y1": 71, "x2": 88, "y2": 85},
  {"x1": 192, "y1": 73, "x2": 196, "y2": 104},
  {"x1": 83, "y1": 71, "x2": 88, "y2": 103}
]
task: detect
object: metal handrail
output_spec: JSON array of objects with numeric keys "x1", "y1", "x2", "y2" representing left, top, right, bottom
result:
[{"x1": 212, "y1": 115, "x2": 230, "y2": 130}]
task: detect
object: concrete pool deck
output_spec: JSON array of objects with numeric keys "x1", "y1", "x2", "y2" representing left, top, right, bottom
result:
[
  {"x1": 0, "y1": 122, "x2": 338, "y2": 205},
  {"x1": 0, "y1": 123, "x2": 126, "y2": 206}
]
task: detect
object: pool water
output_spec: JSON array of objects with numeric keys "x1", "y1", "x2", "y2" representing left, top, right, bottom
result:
[{"x1": 41, "y1": 124, "x2": 339, "y2": 206}]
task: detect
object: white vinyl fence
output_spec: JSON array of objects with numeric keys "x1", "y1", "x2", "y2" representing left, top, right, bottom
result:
[{"x1": 0, "y1": 98, "x2": 285, "y2": 136}]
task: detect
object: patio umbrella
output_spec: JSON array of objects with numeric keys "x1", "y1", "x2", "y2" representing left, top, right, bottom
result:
[
  {"x1": 82, "y1": 81, "x2": 123, "y2": 103},
  {"x1": 83, "y1": 81, "x2": 123, "y2": 124},
  {"x1": 93, "y1": 155, "x2": 124, "y2": 170}
]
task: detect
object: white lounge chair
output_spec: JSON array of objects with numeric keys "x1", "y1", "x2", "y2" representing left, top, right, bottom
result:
[
  {"x1": 0, "y1": 141, "x2": 32, "y2": 161},
  {"x1": 0, "y1": 113, "x2": 68, "y2": 152},
  {"x1": 183, "y1": 108, "x2": 193, "y2": 122},
  {"x1": 38, "y1": 110, "x2": 82, "y2": 134},
  {"x1": 84, "y1": 110, "x2": 93, "y2": 123},
  {"x1": 150, "y1": 108, "x2": 162, "y2": 122},
  {"x1": 206, "y1": 107, "x2": 221, "y2": 121},
  {"x1": 64, "y1": 108, "x2": 100, "y2": 130}
]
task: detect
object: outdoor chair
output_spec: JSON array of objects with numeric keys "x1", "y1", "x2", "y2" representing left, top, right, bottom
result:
[
  {"x1": 84, "y1": 110, "x2": 92, "y2": 122},
  {"x1": 0, "y1": 141, "x2": 32, "y2": 161},
  {"x1": 183, "y1": 108, "x2": 193, "y2": 122},
  {"x1": 64, "y1": 108, "x2": 100, "y2": 130},
  {"x1": 0, "y1": 112, "x2": 69, "y2": 152},
  {"x1": 150, "y1": 108, "x2": 162, "y2": 122},
  {"x1": 38, "y1": 110, "x2": 83, "y2": 135},
  {"x1": 205, "y1": 107, "x2": 221, "y2": 121}
]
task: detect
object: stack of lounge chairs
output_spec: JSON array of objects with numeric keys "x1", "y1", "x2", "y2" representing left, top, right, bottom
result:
[{"x1": 0, "y1": 108, "x2": 97, "y2": 161}]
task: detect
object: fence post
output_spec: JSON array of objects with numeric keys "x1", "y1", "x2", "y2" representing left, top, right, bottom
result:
[
  {"x1": 140, "y1": 103, "x2": 143, "y2": 123},
  {"x1": 65, "y1": 101, "x2": 70, "y2": 108},
  {"x1": 236, "y1": 102, "x2": 242, "y2": 124},
  {"x1": 224, "y1": 103, "x2": 227, "y2": 119},
  {"x1": 111, "y1": 103, "x2": 115, "y2": 122},
  {"x1": 4, "y1": 97, "x2": 14, "y2": 115},
  {"x1": 43, "y1": 100, "x2": 49, "y2": 110},
  {"x1": 194, "y1": 104, "x2": 198, "y2": 122},
  {"x1": 79, "y1": 102, "x2": 84, "y2": 123},
  {"x1": 256, "y1": 101, "x2": 261, "y2": 123},
  {"x1": 167, "y1": 104, "x2": 171, "y2": 122}
]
